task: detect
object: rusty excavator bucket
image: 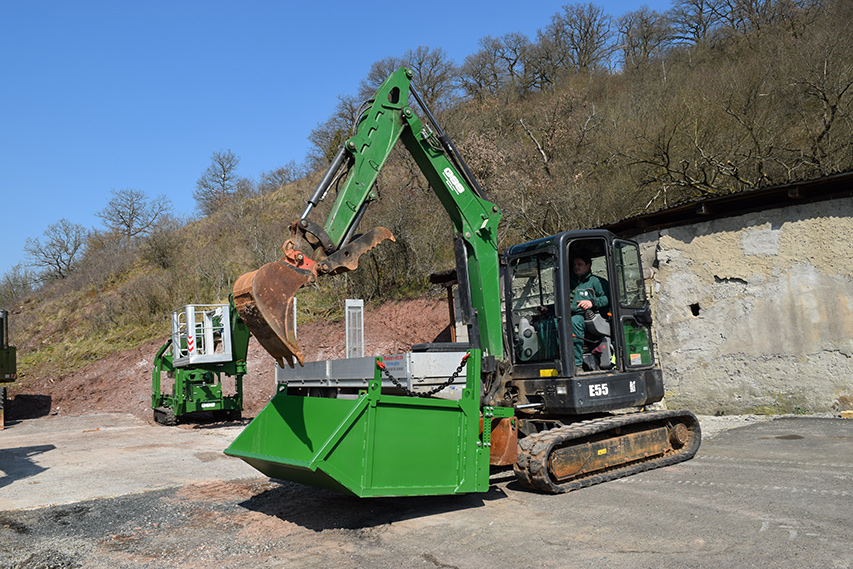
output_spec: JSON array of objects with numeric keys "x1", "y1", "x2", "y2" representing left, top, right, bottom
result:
[
  {"x1": 233, "y1": 226, "x2": 395, "y2": 368},
  {"x1": 233, "y1": 260, "x2": 314, "y2": 368}
]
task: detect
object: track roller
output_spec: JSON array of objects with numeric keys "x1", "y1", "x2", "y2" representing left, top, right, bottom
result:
[
  {"x1": 153, "y1": 406, "x2": 177, "y2": 426},
  {"x1": 514, "y1": 410, "x2": 701, "y2": 493}
]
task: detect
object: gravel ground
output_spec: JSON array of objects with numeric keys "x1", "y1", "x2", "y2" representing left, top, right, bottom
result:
[
  {"x1": 695, "y1": 411, "x2": 838, "y2": 438},
  {"x1": 1, "y1": 413, "x2": 850, "y2": 569},
  {"x1": 695, "y1": 413, "x2": 773, "y2": 438}
]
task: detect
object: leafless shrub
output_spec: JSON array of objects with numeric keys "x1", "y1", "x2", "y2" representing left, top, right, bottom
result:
[
  {"x1": 0, "y1": 264, "x2": 35, "y2": 306},
  {"x1": 24, "y1": 219, "x2": 88, "y2": 281}
]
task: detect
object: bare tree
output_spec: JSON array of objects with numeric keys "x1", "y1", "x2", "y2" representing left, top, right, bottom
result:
[
  {"x1": 311, "y1": 48, "x2": 459, "y2": 165},
  {"x1": 713, "y1": 0, "x2": 778, "y2": 37},
  {"x1": 24, "y1": 218, "x2": 87, "y2": 280},
  {"x1": 541, "y1": 3, "x2": 615, "y2": 73},
  {"x1": 257, "y1": 161, "x2": 305, "y2": 194},
  {"x1": 404, "y1": 46, "x2": 459, "y2": 111},
  {"x1": 618, "y1": 7, "x2": 673, "y2": 69},
  {"x1": 358, "y1": 47, "x2": 459, "y2": 111},
  {"x1": 193, "y1": 150, "x2": 252, "y2": 216},
  {"x1": 495, "y1": 33, "x2": 536, "y2": 95},
  {"x1": 525, "y1": 40, "x2": 561, "y2": 91},
  {"x1": 460, "y1": 34, "x2": 541, "y2": 98},
  {"x1": 0, "y1": 264, "x2": 35, "y2": 304},
  {"x1": 358, "y1": 56, "x2": 405, "y2": 101},
  {"x1": 96, "y1": 188, "x2": 172, "y2": 244},
  {"x1": 460, "y1": 46, "x2": 506, "y2": 99},
  {"x1": 307, "y1": 95, "x2": 363, "y2": 167},
  {"x1": 668, "y1": 0, "x2": 723, "y2": 44}
]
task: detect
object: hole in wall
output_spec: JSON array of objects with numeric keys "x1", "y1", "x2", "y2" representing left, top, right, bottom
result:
[
  {"x1": 689, "y1": 303, "x2": 701, "y2": 316},
  {"x1": 714, "y1": 275, "x2": 747, "y2": 285}
]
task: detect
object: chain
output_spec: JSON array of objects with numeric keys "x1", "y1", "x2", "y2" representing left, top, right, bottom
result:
[{"x1": 376, "y1": 352, "x2": 470, "y2": 398}]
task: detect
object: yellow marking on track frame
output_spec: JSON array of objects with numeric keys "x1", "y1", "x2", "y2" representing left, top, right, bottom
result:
[
  {"x1": 540, "y1": 369, "x2": 558, "y2": 377},
  {"x1": 598, "y1": 449, "x2": 607, "y2": 455}
]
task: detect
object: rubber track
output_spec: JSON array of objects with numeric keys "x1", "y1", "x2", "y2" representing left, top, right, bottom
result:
[
  {"x1": 153, "y1": 406, "x2": 177, "y2": 426},
  {"x1": 514, "y1": 410, "x2": 701, "y2": 494}
]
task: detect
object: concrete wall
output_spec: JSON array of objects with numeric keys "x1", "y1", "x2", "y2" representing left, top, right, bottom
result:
[{"x1": 636, "y1": 197, "x2": 853, "y2": 414}]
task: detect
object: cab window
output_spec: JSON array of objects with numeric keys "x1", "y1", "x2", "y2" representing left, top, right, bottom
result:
[
  {"x1": 615, "y1": 241, "x2": 646, "y2": 308},
  {"x1": 508, "y1": 252, "x2": 558, "y2": 362}
]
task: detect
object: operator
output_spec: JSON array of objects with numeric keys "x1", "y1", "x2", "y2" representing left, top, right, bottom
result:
[{"x1": 570, "y1": 253, "x2": 609, "y2": 370}]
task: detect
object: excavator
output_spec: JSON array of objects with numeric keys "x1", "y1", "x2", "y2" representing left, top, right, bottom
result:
[{"x1": 224, "y1": 67, "x2": 700, "y2": 496}]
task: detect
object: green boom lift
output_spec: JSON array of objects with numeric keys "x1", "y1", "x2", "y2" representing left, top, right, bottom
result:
[
  {"x1": 152, "y1": 297, "x2": 249, "y2": 425},
  {"x1": 225, "y1": 67, "x2": 701, "y2": 496}
]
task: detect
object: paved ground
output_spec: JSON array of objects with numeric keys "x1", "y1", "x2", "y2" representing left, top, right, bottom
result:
[
  {"x1": 1, "y1": 414, "x2": 851, "y2": 568},
  {"x1": 0, "y1": 414, "x2": 257, "y2": 511}
]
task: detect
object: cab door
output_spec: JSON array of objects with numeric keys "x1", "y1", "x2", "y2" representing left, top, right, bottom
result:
[{"x1": 612, "y1": 240, "x2": 656, "y2": 370}]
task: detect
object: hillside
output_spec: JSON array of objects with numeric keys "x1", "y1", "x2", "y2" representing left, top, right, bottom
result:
[
  {"x1": 3, "y1": 0, "x2": 851, "y2": 425},
  {"x1": 6, "y1": 298, "x2": 451, "y2": 424}
]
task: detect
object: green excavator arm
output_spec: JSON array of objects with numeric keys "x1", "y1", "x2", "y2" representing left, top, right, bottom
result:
[
  {"x1": 226, "y1": 68, "x2": 702, "y2": 498},
  {"x1": 234, "y1": 67, "x2": 504, "y2": 367}
]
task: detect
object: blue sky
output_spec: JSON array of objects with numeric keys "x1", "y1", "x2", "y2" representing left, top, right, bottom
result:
[{"x1": 0, "y1": 0, "x2": 672, "y2": 279}]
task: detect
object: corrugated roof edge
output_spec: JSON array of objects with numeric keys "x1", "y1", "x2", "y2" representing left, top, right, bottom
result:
[{"x1": 600, "y1": 170, "x2": 853, "y2": 237}]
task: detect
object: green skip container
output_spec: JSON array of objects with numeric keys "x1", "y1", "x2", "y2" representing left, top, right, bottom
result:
[{"x1": 224, "y1": 350, "x2": 511, "y2": 497}]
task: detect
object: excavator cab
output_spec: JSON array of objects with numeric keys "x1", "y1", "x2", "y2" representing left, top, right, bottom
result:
[{"x1": 503, "y1": 230, "x2": 663, "y2": 413}]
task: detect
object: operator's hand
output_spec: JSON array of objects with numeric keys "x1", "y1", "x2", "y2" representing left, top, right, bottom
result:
[{"x1": 578, "y1": 300, "x2": 593, "y2": 310}]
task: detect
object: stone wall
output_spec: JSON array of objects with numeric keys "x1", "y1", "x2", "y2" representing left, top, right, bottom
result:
[{"x1": 635, "y1": 197, "x2": 853, "y2": 414}]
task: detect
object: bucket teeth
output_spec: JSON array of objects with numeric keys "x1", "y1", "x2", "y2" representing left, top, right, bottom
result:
[{"x1": 233, "y1": 261, "x2": 314, "y2": 368}]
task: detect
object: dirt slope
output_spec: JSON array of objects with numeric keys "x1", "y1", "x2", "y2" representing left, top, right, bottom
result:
[{"x1": 6, "y1": 298, "x2": 451, "y2": 423}]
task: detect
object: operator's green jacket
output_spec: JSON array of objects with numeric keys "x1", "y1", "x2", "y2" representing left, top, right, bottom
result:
[
  {"x1": 570, "y1": 270, "x2": 609, "y2": 367},
  {"x1": 570, "y1": 271, "x2": 609, "y2": 315}
]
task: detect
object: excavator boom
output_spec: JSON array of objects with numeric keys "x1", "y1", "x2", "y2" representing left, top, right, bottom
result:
[{"x1": 234, "y1": 68, "x2": 503, "y2": 367}]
